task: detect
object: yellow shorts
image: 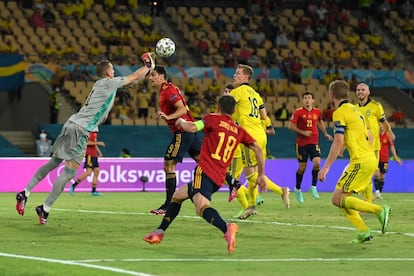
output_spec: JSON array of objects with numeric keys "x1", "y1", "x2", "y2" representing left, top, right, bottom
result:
[
  {"x1": 228, "y1": 155, "x2": 244, "y2": 179},
  {"x1": 240, "y1": 134, "x2": 266, "y2": 168},
  {"x1": 336, "y1": 159, "x2": 377, "y2": 194},
  {"x1": 228, "y1": 145, "x2": 244, "y2": 180}
]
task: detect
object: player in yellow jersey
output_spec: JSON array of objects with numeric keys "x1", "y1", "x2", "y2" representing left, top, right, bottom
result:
[
  {"x1": 319, "y1": 80, "x2": 391, "y2": 244},
  {"x1": 229, "y1": 115, "x2": 276, "y2": 218},
  {"x1": 355, "y1": 83, "x2": 395, "y2": 202},
  {"x1": 230, "y1": 64, "x2": 290, "y2": 219},
  {"x1": 224, "y1": 83, "x2": 254, "y2": 217}
]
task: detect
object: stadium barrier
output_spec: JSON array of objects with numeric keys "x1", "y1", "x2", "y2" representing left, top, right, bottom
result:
[{"x1": 1, "y1": 157, "x2": 412, "y2": 193}]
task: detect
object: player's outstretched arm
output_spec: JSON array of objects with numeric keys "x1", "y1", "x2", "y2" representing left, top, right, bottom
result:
[
  {"x1": 124, "y1": 53, "x2": 155, "y2": 86},
  {"x1": 175, "y1": 118, "x2": 202, "y2": 133}
]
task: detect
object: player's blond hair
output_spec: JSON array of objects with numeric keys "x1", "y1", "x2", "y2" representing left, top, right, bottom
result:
[
  {"x1": 237, "y1": 64, "x2": 254, "y2": 80},
  {"x1": 329, "y1": 80, "x2": 349, "y2": 100}
]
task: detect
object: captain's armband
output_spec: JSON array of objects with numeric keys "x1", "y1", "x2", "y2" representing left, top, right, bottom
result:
[{"x1": 194, "y1": 120, "x2": 205, "y2": 131}]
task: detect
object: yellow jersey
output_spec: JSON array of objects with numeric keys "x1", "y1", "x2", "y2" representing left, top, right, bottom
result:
[
  {"x1": 230, "y1": 84, "x2": 265, "y2": 139},
  {"x1": 261, "y1": 116, "x2": 272, "y2": 130},
  {"x1": 356, "y1": 98, "x2": 386, "y2": 151},
  {"x1": 334, "y1": 101, "x2": 375, "y2": 163}
]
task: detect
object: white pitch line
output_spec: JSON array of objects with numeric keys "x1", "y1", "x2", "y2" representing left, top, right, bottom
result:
[
  {"x1": 72, "y1": 257, "x2": 414, "y2": 263},
  {"x1": 52, "y1": 208, "x2": 414, "y2": 237},
  {"x1": 0, "y1": 253, "x2": 156, "y2": 276}
]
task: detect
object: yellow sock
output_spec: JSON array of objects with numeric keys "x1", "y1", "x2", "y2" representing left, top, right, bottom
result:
[
  {"x1": 252, "y1": 185, "x2": 259, "y2": 203},
  {"x1": 247, "y1": 173, "x2": 284, "y2": 197},
  {"x1": 236, "y1": 185, "x2": 249, "y2": 209},
  {"x1": 340, "y1": 207, "x2": 369, "y2": 231},
  {"x1": 343, "y1": 196, "x2": 382, "y2": 214},
  {"x1": 247, "y1": 180, "x2": 257, "y2": 206},
  {"x1": 264, "y1": 176, "x2": 283, "y2": 196},
  {"x1": 246, "y1": 173, "x2": 258, "y2": 206}
]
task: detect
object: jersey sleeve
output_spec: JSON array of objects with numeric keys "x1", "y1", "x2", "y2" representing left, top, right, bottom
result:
[
  {"x1": 290, "y1": 109, "x2": 299, "y2": 123},
  {"x1": 333, "y1": 109, "x2": 346, "y2": 135},
  {"x1": 262, "y1": 117, "x2": 271, "y2": 129},
  {"x1": 202, "y1": 114, "x2": 212, "y2": 133},
  {"x1": 168, "y1": 86, "x2": 184, "y2": 105},
  {"x1": 107, "y1": 76, "x2": 126, "y2": 91},
  {"x1": 258, "y1": 94, "x2": 265, "y2": 110},
  {"x1": 317, "y1": 108, "x2": 323, "y2": 121},
  {"x1": 377, "y1": 102, "x2": 386, "y2": 123}
]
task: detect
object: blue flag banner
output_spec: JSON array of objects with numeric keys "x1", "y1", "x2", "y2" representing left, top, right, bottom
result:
[{"x1": 0, "y1": 54, "x2": 25, "y2": 92}]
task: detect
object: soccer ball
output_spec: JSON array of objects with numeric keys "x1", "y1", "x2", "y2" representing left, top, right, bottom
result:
[{"x1": 155, "y1": 37, "x2": 176, "y2": 58}]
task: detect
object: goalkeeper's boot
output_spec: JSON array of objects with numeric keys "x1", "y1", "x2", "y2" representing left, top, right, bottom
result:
[
  {"x1": 16, "y1": 191, "x2": 27, "y2": 216},
  {"x1": 35, "y1": 205, "x2": 49, "y2": 225}
]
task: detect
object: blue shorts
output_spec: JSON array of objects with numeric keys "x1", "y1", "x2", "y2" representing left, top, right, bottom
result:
[
  {"x1": 164, "y1": 131, "x2": 202, "y2": 162},
  {"x1": 83, "y1": 155, "x2": 99, "y2": 169},
  {"x1": 187, "y1": 166, "x2": 220, "y2": 201},
  {"x1": 296, "y1": 144, "x2": 321, "y2": 162}
]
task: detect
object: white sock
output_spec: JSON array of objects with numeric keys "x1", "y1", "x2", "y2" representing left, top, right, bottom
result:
[{"x1": 43, "y1": 204, "x2": 51, "y2": 213}]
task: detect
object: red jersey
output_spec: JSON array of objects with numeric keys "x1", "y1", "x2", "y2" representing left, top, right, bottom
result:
[
  {"x1": 85, "y1": 132, "x2": 99, "y2": 157},
  {"x1": 159, "y1": 82, "x2": 195, "y2": 133},
  {"x1": 199, "y1": 113, "x2": 256, "y2": 187},
  {"x1": 290, "y1": 107, "x2": 322, "y2": 146},
  {"x1": 379, "y1": 131, "x2": 394, "y2": 162}
]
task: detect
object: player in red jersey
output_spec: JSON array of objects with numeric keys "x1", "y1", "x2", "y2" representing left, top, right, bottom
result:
[
  {"x1": 374, "y1": 125, "x2": 402, "y2": 199},
  {"x1": 288, "y1": 91, "x2": 333, "y2": 203},
  {"x1": 143, "y1": 95, "x2": 266, "y2": 253},
  {"x1": 69, "y1": 131, "x2": 105, "y2": 196},
  {"x1": 148, "y1": 66, "x2": 202, "y2": 215}
]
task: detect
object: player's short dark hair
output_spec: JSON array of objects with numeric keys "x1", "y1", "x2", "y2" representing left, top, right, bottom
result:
[
  {"x1": 302, "y1": 90, "x2": 314, "y2": 98},
  {"x1": 225, "y1": 83, "x2": 235, "y2": 90},
  {"x1": 96, "y1": 60, "x2": 111, "y2": 78},
  {"x1": 154, "y1": 65, "x2": 167, "y2": 79},
  {"x1": 218, "y1": 95, "x2": 236, "y2": 115}
]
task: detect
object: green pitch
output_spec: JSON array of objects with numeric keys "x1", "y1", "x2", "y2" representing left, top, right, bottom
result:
[{"x1": 1, "y1": 192, "x2": 414, "y2": 275}]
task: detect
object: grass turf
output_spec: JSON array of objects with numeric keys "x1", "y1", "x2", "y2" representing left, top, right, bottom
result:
[{"x1": 1, "y1": 191, "x2": 414, "y2": 275}]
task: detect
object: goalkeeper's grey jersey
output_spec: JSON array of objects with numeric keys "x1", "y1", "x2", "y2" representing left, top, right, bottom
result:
[{"x1": 68, "y1": 76, "x2": 125, "y2": 132}]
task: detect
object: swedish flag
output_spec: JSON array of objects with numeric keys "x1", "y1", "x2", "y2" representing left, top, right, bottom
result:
[{"x1": 0, "y1": 54, "x2": 25, "y2": 92}]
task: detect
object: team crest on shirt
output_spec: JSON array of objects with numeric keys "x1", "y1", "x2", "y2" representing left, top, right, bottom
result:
[{"x1": 366, "y1": 110, "x2": 371, "y2": 116}]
